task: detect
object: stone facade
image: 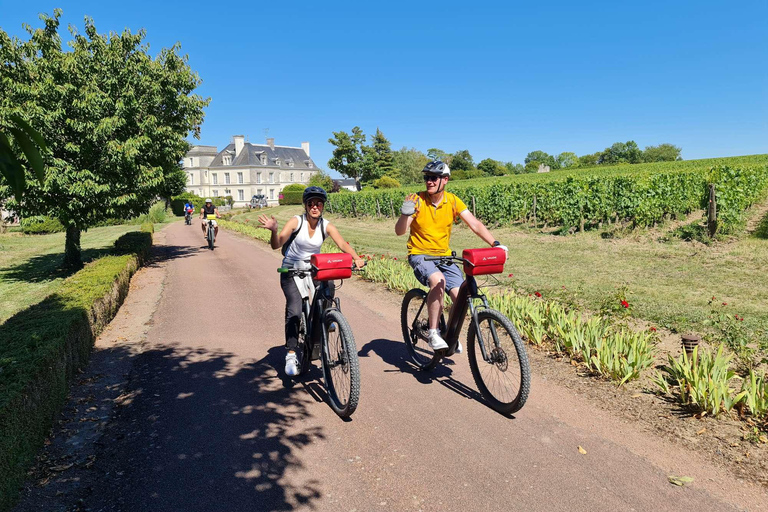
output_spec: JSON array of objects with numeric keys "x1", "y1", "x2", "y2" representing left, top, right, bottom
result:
[{"x1": 182, "y1": 136, "x2": 319, "y2": 206}]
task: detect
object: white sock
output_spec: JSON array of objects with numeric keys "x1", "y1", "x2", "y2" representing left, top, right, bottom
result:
[{"x1": 429, "y1": 328, "x2": 439, "y2": 336}]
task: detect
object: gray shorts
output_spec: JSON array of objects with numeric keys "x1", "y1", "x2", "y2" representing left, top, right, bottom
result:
[{"x1": 408, "y1": 254, "x2": 464, "y2": 291}]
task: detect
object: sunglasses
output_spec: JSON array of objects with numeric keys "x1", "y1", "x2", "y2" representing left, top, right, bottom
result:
[
  {"x1": 307, "y1": 200, "x2": 325, "y2": 208},
  {"x1": 423, "y1": 174, "x2": 443, "y2": 182}
]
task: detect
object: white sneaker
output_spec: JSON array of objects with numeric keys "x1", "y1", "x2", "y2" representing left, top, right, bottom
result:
[
  {"x1": 455, "y1": 341, "x2": 463, "y2": 354},
  {"x1": 285, "y1": 352, "x2": 299, "y2": 377},
  {"x1": 428, "y1": 329, "x2": 448, "y2": 350}
]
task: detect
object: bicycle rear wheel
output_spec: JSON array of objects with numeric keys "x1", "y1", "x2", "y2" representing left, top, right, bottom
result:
[
  {"x1": 467, "y1": 309, "x2": 530, "y2": 414},
  {"x1": 207, "y1": 225, "x2": 214, "y2": 250},
  {"x1": 298, "y1": 313, "x2": 312, "y2": 376},
  {"x1": 400, "y1": 289, "x2": 444, "y2": 371},
  {"x1": 322, "y1": 309, "x2": 360, "y2": 418}
]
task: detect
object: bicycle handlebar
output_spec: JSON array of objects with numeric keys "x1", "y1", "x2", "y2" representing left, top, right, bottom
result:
[
  {"x1": 424, "y1": 254, "x2": 469, "y2": 265},
  {"x1": 277, "y1": 261, "x2": 366, "y2": 276}
]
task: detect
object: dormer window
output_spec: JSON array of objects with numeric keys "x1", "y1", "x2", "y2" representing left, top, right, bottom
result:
[
  {"x1": 223, "y1": 155, "x2": 232, "y2": 165},
  {"x1": 275, "y1": 158, "x2": 281, "y2": 167},
  {"x1": 287, "y1": 158, "x2": 294, "y2": 168},
  {"x1": 306, "y1": 161, "x2": 313, "y2": 169},
  {"x1": 260, "y1": 155, "x2": 267, "y2": 165}
]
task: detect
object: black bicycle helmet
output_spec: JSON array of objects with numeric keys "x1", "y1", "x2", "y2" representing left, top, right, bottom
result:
[
  {"x1": 422, "y1": 160, "x2": 450, "y2": 176},
  {"x1": 302, "y1": 186, "x2": 328, "y2": 203}
]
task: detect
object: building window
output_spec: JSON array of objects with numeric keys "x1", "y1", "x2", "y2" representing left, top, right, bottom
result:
[
  {"x1": 269, "y1": 172, "x2": 274, "y2": 183},
  {"x1": 260, "y1": 155, "x2": 266, "y2": 165},
  {"x1": 257, "y1": 188, "x2": 262, "y2": 195},
  {"x1": 238, "y1": 189, "x2": 244, "y2": 201},
  {"x1": 290, "y1": 172, "x2": 294, "y2": 182},
  {"x1": 300, "y1": 172, "x2": 304, "y2": 182},
  {"x1": 288, "y1": 159, "x2": 294, "y2": 167},
  {"x1": 308, "y1": 162, "x2": 313, "y2": 168},
  {"x1": 223, "y1": 155, "x2": 232, "y2": 165},
  {"x1": 257, "y1": 172, "x2": 262, "y2": 184},
  {"x1": 225, "y1": 172, "x2": 230, "y2": 184},
  {"x1": 275, "y1": 158, "x2": 281, "y2": 167},
  {"x1": 198, "y1": 189, "x2": 202, "y2": 196},
  {"x1": 225, "y1": 189, "x2": 231, "y2": 196},
  {"x1": 189, "y1": 173, "x2": 194, "y2": 185},
  {"x1": 213, "y1": 189, "x2": 218, "y2": 196},
  {"x1": 212, "y1": 173, "x2": 218, "y2": 185},
  {"x1": 269, "y1": 189, "x2": 274, "y2": 199},
  {"x1": 189, "y1": 157, "x2": 195, "y2": 167},
  {"x1": 237, "y1": 172, "x2": 243, "y2": 184}
]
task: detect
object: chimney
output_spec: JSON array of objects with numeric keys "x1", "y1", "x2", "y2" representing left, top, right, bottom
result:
[
  {"x1": 267, "y1": 137, "x2": 275, "y2": 150},
  {"x1": 301, "y1": 141, "x2": 310, "y2": 157},
  {"x1": 233, "y1": 135, "x2": 244, "y2": 157}
]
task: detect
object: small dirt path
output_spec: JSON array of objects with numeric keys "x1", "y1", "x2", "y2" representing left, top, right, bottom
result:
[{"x1": 14, "y1": 221, "x2": 768, "y2": 512}]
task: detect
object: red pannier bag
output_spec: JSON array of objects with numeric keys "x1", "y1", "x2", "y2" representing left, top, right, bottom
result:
[
  {"x1": 462, "y1": 247, "x2": 506, "y2": 276},
  {"x1": 311, "y1": 253, "x2": 353, "y2": 281}
]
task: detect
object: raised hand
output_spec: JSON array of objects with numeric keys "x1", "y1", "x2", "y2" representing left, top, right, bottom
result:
[
  {"x1": 401, "y1": 193, "x2": 420, "y2": 216},
  {"x1": 257, "y1": 214, "x2": 278, "y2": 232}
]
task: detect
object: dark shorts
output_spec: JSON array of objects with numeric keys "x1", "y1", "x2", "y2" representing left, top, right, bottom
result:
[{"x1": 408, "y1": 254, "x2": 464, "y2": 291}]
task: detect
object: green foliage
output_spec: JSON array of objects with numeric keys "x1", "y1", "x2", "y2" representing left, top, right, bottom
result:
[
  {"x1": 0, "y1": 114, "x2": 48, "y2": 202},
  {"x1": 131, "y1": 202, "x2": 169, "y2": 225},
  {"x1": 0, "y1": 10, "x2": 209, "y2": 266},
  {"x1": 328, "y1": 127, "x2": 374, "y2": 183},
  {"x1": 450, "y1": 149, "x2": 475, "y2": 173},
  {"x1": 427, "y1": 148, "x2": 450, "y2": 162},
  {"x1": 19, "y1": 215, "x2": 65, "y2": 234},
  {"x1": 653, "y1": 345, "x2": 745, "y2": 417},
  {"x1": 392, "y1": 147, "x2": 429, "y2": 185},
  {"x1": 477, "y1": 158, "x2": 507, "y2": 176},
  {"x1": 0, "y1": 227, "x2": 151, "y2": 510},
  {"x1": 644, "y1": 143, "x2": 682, "y2": 162},
  {"x1": 371, "y1": 128, "x2": 394, "y2": 178},
  {"x1": 739, "y1": 370, "x2": 768, "y2": 419},
  {"x1": 308, "y1": 171, "x2": 334, "y2": 190},
  {"x1": 325, "y1": 156, "x2": 768, "y2": 236},
  {"x1": 578, "y1": 152, "x2": 600, "y2": 167},
  {"x1": 557, "y1": 152, "x2": 579, "y2": 169},
  {"x1": 373, "y1": 176, "x2": 401, "y2": 189},
  {"x1": 704, "y1": 297, "x2": 766, "y2": 374},
  {"x1": 599, "y1": 141, "x2": 643, "y2": 165},
  {"x1": 525, "y1": 150, "x2": 559, "y2": 170},
  {"x1": 279, "y1": 190, "x2": 304, "y2": 205},
  {"x1": 282, "y1": 183, "x2": 307, "y2": 192},
  {"x1": 505, "y1": 162, "x2": 525, "y2": 174}
]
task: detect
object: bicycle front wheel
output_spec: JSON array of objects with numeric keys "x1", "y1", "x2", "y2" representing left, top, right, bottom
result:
[
  {"x1": 207, "y1": 226, "x2": 214, "y2": 250},
  {"x1": 400, "y1": 289, "x2": 443, "y2": 371},
  {"x1": 467, "y1": 309, "x2": 530, "y2": 414},
  {"x1": 322, "y1": 309, "x2": 360, "y2": 418}
]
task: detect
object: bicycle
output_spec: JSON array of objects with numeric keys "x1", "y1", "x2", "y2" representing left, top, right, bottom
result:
[
  {"x1": 278, "y1": 253, "x2": 362, "y2": 418},
  {"x1": 185, "y1": 211, "x2": 192, "y2": 225},
  {"x1": 205, "y1": 215, "x2": 216, "y2": 250},
  {"x1": 400, "y1": 248, "x2": 531, "y2": 415}
]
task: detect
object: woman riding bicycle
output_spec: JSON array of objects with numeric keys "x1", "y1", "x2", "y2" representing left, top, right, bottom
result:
[
  {"x1": 394, "y1": 161, "x2": 508, "y2": 352},
  {"x1": 258, "y1": 186, "x2": 365, "y2": 377}
]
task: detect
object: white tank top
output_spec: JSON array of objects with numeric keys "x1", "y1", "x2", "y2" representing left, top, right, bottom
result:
[{"x1": 282, "y1": 214, "x2": 329, "y2": 267}]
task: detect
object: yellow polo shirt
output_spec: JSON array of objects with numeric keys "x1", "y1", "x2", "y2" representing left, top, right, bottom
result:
[{"x1": 407, "y1": 191, "x2": 468, "y2": 256}]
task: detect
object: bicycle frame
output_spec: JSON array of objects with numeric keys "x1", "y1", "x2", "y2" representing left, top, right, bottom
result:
[
  {"x1": 289, "y1": 271, "x2": 341, "y2": 364},
  {"x1": 427, "y1": 258, "x2": 501, "y2": 365}
]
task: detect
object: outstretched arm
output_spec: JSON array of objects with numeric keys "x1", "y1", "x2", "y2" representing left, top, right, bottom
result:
[
  {"x1": 459, "y1": 209, "x2": 497, "y2": 246},
  {"x1": 258, "y1": 215, "x2": 299, "y2": 250},
  {"x1": 326, "y1": 224, "x2": 366, "y2": 269}
]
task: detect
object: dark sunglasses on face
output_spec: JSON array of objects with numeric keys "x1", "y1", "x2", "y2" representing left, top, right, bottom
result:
[
  {"x1": 423, "y1": 174, "x2": 442, "y2": 182},
  {"x1": 307, "y1": 200, "x2": 325, "y2": 208}
]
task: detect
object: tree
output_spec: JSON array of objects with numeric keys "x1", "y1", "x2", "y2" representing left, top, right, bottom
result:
[
  {"x1": 0, "y1": 11, "x2": 209, "y2": 267},
  {"x1": 598, "y1": 141, "x2": 643, "y2": 165},
  {"x1": 524, "y1": 161, "x2": 541, "y2": 173},
  {"x1": 308, "y1": 170, "x2": 334, "y2": 191},
  {"x1": 477, "y1": 158, "x2": 507, "y2": 176},
  {"x1": 556, "y1": 152, "x2": 579, "y2": 169},
  {"x1": 370, "y1": 128, "x2": 394, "y2": 178},
  {"x1": 504, "y1": 162, "x2": 525, "y2": 174},
  {"x1": 373, "y1": 176, "x2": 401, "y2": 188},
  {"x1": 0, "y1": 115, "x2": 48, "y2": 202},
  {"x1": 578, "y1": 152, "x2": 600, "y2": 167},
  {"x1": 328, "y1": 126, "x2": 375, "y2": 187},
  {"x1": 392, "y1": 147, "x2": 429, "y2": 184},
  {"x1": 524, "y1": 150, "x2": 559, "y2": 170},
  {"x1": 427, "y1": 148, "x2": 451, "y2": 162},
  {"x1": 450, "y1": 149, "x2": 475, "y2": 173},
  {"x1": 643, "y1": 143, "x2": 682, "y2": 162}
]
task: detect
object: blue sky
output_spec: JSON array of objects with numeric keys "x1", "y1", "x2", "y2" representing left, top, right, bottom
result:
[{"x1": 2, "y1": 1, "x2": 766, "y2": 177}]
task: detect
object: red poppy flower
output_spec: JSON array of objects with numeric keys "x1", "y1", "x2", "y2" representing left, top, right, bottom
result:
[
  {"x1": 534, "y1": 291, "x2": 542, "y2": 298},
  {"x1": 734, "y1": 314, "x2": 739, "y2": 320},
  {"x1": 508, "y1": 273, "x2": 514, "y2": 278},
  {"x1": 650, "y1": 327, "x2": 657, "y2": 332},
  {"x1": 711, "y1": 296, "x2": 716, "y2": 300},
  {"x1": 722, "y1": 302, "x2": 727, "y2": 306},
  {"x1": 621, "y1": 300, "x2": 629, "y2": 308}
]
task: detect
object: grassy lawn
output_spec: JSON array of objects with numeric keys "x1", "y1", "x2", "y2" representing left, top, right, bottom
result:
[
  {"x1": 0, "y1": 224, "x2": 156, "y2": 324},
  {"x1": 231, "y1": 204, "x2": 768, "y2": 335}
]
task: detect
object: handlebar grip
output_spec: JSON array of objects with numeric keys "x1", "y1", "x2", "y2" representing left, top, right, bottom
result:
[{"x1": 277, "y1": 267, "x2": 290, "y2": 274}]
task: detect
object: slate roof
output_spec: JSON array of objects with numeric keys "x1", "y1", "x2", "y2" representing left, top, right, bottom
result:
[{"x1": 208, "y1": 143, "x2": 316, "y2": 170}]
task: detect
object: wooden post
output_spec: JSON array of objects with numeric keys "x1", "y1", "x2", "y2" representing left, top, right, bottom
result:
[
  {"x1": 532, "y1": 195, "x2": 537, "y2": 228},
  {"x1": 707, "y1": 184, "x2": 717, "y2": 238},
  {"x1": 351, "y1": 198, "x2": 357, "y2": 217},
  {"x1": 376, "y1": 198, "x2": 381, "y2": 218},
  {"x1": 579, "y1": 216, "x2": 584, "y2": 233},
  {"x1": 390, "y1": 199, "x2": 395, "y2": 217},
  {"x1": 472, "y1": 196, "x2": 476, "y2": 216}
]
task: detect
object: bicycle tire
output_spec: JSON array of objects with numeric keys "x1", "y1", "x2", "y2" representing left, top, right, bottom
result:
[
  {"x1": 400, "y1": 289, "x2": 444, "y2": 371},
  {"x1": 207, "y1": 225, "x2": 214, "y2": 250},
  {"x1": 467, "y1": 309, "x2": 531, "y2": 414},
  {"x1": 298, "y1": 313, "x2": 311, "y2": 376},
  {"x1": 321, "y1": 309, "x2": 360, "y2": 418}
]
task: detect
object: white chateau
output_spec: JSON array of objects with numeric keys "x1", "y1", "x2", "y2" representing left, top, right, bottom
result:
[{"x1": 182, "y1": 135, "x2": 319, "y2": 207}]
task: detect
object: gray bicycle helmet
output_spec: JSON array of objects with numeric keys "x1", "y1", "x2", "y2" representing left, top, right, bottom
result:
[
  {"x1": 422, "y1": 160, "x2": 450, "y2": 176},
  {"x1": 302, "y1": 186, "x2": 328, "y2": 203}
]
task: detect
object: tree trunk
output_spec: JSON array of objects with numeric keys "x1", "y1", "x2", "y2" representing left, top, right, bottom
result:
[{"x1": 63, "y1": 224, "x2": 83, "y2": 269}]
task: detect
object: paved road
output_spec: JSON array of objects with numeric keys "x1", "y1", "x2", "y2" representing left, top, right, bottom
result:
[{"x1": 77, "y1": 221, "x2": 763, "y2": 511}]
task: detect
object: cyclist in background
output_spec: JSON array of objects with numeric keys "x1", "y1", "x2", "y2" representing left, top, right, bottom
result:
[
  {"x1": 257, "y1": 186, "x2": 365, "y2": 377},
  {"x1": 394, "y1": 161, "x2": 507, "y2": 352},
  {"x1": 200, "y1": 199, "x2": 220, "y2": 241},
  {"x1": 184, "y1": 202, "x2": 194, "y2": 223}
]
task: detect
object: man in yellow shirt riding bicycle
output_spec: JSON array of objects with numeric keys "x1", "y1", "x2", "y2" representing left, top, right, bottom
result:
[{"x1": 394, "y1": 160, "x2": 507, "y2": 352}]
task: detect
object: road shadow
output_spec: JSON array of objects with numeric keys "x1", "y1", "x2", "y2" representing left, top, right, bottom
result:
[
  {"x1": 0, "y1": 247, "x2": 109, "y2": 283},
  {"x1": 76, "y1": 343, "x2": 324, "y2": 511},
  {"x1": 359, "y1": 338, "x2": 486, "y2": 405},
  {"x1": 145, "y1": 243, "x2": 201, "y2": 267}
]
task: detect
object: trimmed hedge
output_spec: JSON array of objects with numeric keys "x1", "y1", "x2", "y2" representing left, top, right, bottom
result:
[
  {"x1": 19, "y1": 216, "x2": 65, "y2": 234},
  {"x1": 0, "y1": 229, "x2": 153, "y2": 511},
  {"x1": 279, "y1": 190, "x2": 304, "y2": 205}
]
